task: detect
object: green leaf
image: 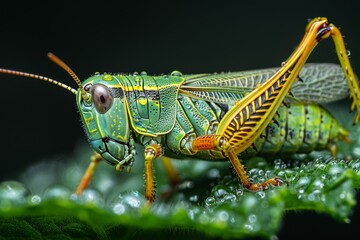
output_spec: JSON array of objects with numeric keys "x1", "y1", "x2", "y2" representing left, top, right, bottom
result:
[{"x1": 1, "y1": 102, "x2": 360, "y2": 239}]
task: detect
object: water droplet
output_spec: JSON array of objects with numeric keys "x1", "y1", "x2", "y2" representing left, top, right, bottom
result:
[
  {"x1": 0, "y1": 181, "x2": 29, "y2": 204},
  {"x1": 236, "y1": 189, "x2": 244, "y2": 197},
  {"x1": 248, "y1": 214, "x2": 257, "y2": 223},
  {"x1": 124, "y1": 193, "x2": 144, "y2": 208},
  {"x1": 339, "y1": 191, "x2": 346, "y2": 199},
  {"x1": 223, "y1": 193, "x2": 237, "y2": 202},
  {"x1": 261, "y1": 200, "x2": 269, "y2": 209},
  {"x1": 178, "y1": 180, "x2": 194, "y2": 190},
  {"x1": 274, "y1": 159, "x2": 282, "y2": 165},
  {"x1": 208, "y1": 168, "x2": 220, "y2": 179},
  {"x1": 311, "y1": 190, "x2": 321, "y2": 201},
  {"x1": 187, "y1": 209, "x2": 196, "y2": 220},
  {"x1": 199, "y1": 213, "x2": 210, "y2": 224},
  {"x1": 30, "y1": 195, "x2": 42, "y2": 205},
  {"x1": 265, "y1": 170, "x2": 272, "y2": 178},
  {"x1": 216, "y1": 210, "x2": 229, "y2": 222},
  {"x1": 243, "y1": 195, "x2": 258, "y2": 209},
  {"x1": 296, "y1": 176, "x2": 310, "y2": 188},
  {"x1": 258, "y1": 177, "x2": 265, "y2": 183},
  {"x1": 328, "y1": 165, "x2": 342, "y2": 178},
  {"x1": 187, "y1": 207, "x2": 201, "y2": 221},
  {"x1": 285, "y1": 169, "x2": 297, "y2": 176},
  {"x1": 277, "y1": 170, "x2": 285, "y2": 177},
  {"x1": 211, "y1": 186, "x2": 228, "y2": 198},
  {"x1": 205, "y1": 196, "x2": 216, "y2": 207},
  {"x1": 307, "y1": 193, "x2": 315, "y2": 201},
  {"x1": 312, "y1": 179, "x2": 324, "y2": 189},
  {"x1": 112, "y1": 203, "x2": 126, "y2": 215},
  {"x1": 109, "y1": 191, "x2": 146, "y2": 215},
  {"x1": 248, "y1": 168, "x2": 259, "y2": 176},
  {"x1": 43, "y1": 185, "x2": 71, "y2": 200},
  {"x1": 280, "y1": 163, "x2": 287, "y2": 169},
  {"x1": 140, "y1": 71, "x2": 147, "y2": 76},
  {"x1": 255, "y1": 191, "x2": 266, "y2": 199},
  {"x1": 75, "y1": 189, "x2": 105, "y2": 207},
  {"x1": 170, "y1": 70, "x2": 183, "y2": 77},
  {"x1": 244, "y1": 224, "x2": 254, "y2": 232},
  {"x1": 317, "y1": 163, "x2": 326, "y2": 170},
  {"x1": 274, "y1": 159, "x2": 282, "y2": 169},
  {"x1": 189, "y1": 195, "x2": 199, "y2": 203}
]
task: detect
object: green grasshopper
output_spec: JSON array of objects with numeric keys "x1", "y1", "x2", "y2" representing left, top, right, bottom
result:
[{"x1": 1, "y1": 17, "x2": 359, "y2": 204}]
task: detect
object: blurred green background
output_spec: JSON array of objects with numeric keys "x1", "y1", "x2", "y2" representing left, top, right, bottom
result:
[{"x1": 0, "y1": 1, "x2": 359, "y2": 238}]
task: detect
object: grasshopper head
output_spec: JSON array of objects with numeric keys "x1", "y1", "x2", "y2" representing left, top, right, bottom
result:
[
  {"x1": 77, "y1": 73, "x2": 135, "y2": 169},
  {"x1": 0, "y1": 53, "x2": 136, "y2": 171},
  {"x1": 45, "y1": 53, "x2": 135, "y2": 170}
]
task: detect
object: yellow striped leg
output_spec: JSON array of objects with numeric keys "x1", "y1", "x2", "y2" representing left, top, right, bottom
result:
[
  {"x1": 75, "y1": 151, "x2": 102, "y2": 195},
  {"x1": 144, "y1": 144, "x2": 162, "y2": 205},
  {"x1": 161, "y1": 156, "x2": 179, "y2": 186},
  {"x1": 329, "y1": 23, "x2": 360, "y2": 124}
]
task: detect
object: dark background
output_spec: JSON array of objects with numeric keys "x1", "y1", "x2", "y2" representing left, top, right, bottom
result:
[{"x1": 0, "y1": 1, "x2": 360, "y2": 239}]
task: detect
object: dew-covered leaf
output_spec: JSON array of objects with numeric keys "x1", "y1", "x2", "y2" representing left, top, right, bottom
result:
[{"x1": 1, "y1": 102, "x2": 360, "y2": 239}]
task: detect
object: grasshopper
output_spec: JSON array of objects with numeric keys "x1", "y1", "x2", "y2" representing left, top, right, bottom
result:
[{"x1": 1, "y1": 17, "x2": 359, "y2": 204}]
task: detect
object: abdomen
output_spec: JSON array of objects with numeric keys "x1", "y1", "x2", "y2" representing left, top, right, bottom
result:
[
  {"x1": 163, "y1": 97, "x2": 348, "y2": 159},
  {"x1": 240, "y1": 102, "x2": 349, "y2": 157}
]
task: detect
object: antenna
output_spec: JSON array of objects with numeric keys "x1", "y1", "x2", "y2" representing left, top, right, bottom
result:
[
  {"x1": 0, "y1": 68, "x2": 77, "y2": 95},
  {"x1": 47, "y1": 53, "x2": 82, "y2": 90},
  {"x1": 47, "y1": 52, "x2": 91, "y2": 102}
]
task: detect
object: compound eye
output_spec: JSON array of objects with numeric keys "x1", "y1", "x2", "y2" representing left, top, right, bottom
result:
[{"x1": 91, "y1": 84, "x2": 113, "y2": 114}]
